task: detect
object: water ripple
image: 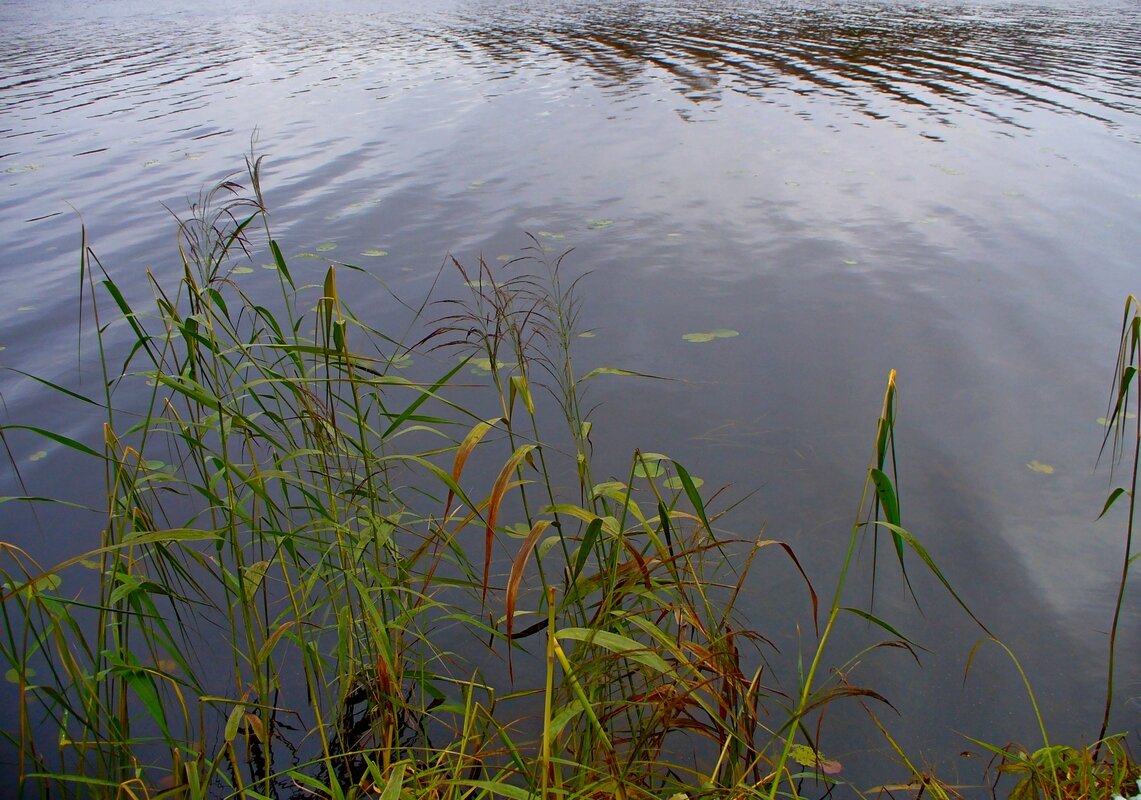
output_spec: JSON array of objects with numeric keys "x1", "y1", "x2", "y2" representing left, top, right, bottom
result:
[{"x1": 442, "y1": 0, "x2": 1141, "y2": 134}]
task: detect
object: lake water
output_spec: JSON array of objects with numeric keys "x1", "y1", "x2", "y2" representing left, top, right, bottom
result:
[{"x1": 2, "y1": 0, "x2": 1139, "y2": 792}]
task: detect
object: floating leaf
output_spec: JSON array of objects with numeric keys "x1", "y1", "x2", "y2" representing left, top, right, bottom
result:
[
  {"x1": 587, "y1": 218, "x2": 614, "y2": 230},
  {"x1": 633, "y1": 456, "x2": 666, "y2": 479},
  {"x1": 843, "y1": 258, "x2": 859, "y2": 265},
  {"x1": 261, "y1": 263, "x2": 277, "y2": 270},
  {"x1": 785, "y1": 180, "x2": 800, "y2": 187},
  {"x1": 537, "y1": 231, "x2": 565, "y2": 239},
  {"x1": 470, "y1": 357, "x2": 509, "y2": 375},
  {"x1": 295, "y1": 252, "x2": 320, "y2": 259},
  {"x1": 143, "y1": 160, "x2": 160, "y2": 168},
  {"x1": 29, "y1": 450, "x2": 47, "y2": 462},
  {"x1": 503, "y1": 522, "x2": 532, "y2": 538},
  {"x1": 1026, "y1": 460, "x2": 1055, "y2": 474},
  {"x1": 1097, "y1": 412, "x2": 1137, "y2": 426},
  {"x1": 663, "y1": 475, "x2": 703, "y2": 490},
  {"x1": 496, "y1": 254, "x2": 513, "y2": 261},
  {"x1": 468, "y1": 180, "x2": 486, "y2": 189},
  {"x1": 789, "y1": 743, "x2": 843, "y2": 775},
  {"x1": 360, "y1": 249, "x2": 388, "y2": 257},
  {"x1": 666, "y1": 232, "x2": 683, "y2": 238},
  {"x1": 789, "y1": 744, "x2": 817, "y2": 767},
  {"x1": 578, "y1": 331, "x2": 596, "y2": 338},
  {"x1": 683, "y1": 329, "x2": 739, "y2": 343},
  {"x1": 18, "y1": 306, "x2": 35, "y2": 312},
  {"x1": 316, "y1": 242, "x2": 337, "y2": 252},
  {"x1": 5, "y1": 668, "x2": 35, "y2": 684},
  {"x1": 231, "y1": 266, "x2": 254, "y2": 274}
]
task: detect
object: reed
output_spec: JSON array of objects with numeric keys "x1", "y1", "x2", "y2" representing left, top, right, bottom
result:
[{"x1": 0, "y1": 157, "x2": 1136, "y2": 800}]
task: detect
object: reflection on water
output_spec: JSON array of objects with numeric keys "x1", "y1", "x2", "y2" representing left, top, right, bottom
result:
[
  {"x1": 2, "y1": 0, "x2": 1140, "y2": 789},
  {"x1": 447, "y1": 0, "x2": 1141, "y2": 135},
  {"x1": 3, "y1": 0, "x2": 1141, "y2": 148}
]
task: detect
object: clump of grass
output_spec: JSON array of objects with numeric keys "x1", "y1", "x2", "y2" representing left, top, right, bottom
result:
[
  {"x1": 2, "y1": 157, "x2": 873, "y2": 799},
  {"x1": 0, "y1": 155, "x2": 1135, "y2": 800}
]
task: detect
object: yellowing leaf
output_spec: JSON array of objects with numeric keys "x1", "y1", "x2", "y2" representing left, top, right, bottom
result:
[{"x1": 1027, "y1": 460, "x2": 1055, "y2": 474}]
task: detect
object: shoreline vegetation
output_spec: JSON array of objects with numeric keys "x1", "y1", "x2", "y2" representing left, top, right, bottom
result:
[{"x1": 0, "y1": 157, "x2": 1136, "y2": 799}]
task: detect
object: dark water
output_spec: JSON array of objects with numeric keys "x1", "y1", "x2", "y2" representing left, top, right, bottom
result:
[{"x1": 2, "y1": 0, "x2": 1140, "y2": 791}]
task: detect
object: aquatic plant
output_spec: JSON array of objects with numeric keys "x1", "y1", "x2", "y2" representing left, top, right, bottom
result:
[{"x1": 0, "y1": 156, "x2": 1135, "y2": 800}]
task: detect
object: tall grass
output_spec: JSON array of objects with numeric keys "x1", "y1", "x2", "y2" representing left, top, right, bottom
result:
[{"x1": 0, "y1": 158, "x2": 1136, "y2": 800}]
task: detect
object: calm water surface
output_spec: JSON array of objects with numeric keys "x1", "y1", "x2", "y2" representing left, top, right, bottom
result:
[{"x1": 2, "y1": 0, "x2": 1140, "y2": 790}]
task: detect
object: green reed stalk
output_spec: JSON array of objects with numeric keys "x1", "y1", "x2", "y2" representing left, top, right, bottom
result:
[{"x1": 1096, "y1": 294, "x2": 1141, "y2": 752}]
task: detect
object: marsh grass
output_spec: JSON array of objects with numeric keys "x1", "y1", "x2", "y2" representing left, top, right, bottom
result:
[{"x1": 0, "y1": 158, "x2": 1136, "y2": 800}]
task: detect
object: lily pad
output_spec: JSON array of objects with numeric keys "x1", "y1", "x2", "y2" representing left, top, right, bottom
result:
[
  {"x1": 587, "y1": 218, "x2": 614, "y2": 230},
  {"x1": 261, "y1": 263, "x2": 278, "y2": 270},
  {"x1": 537, "y1": 231, "x2": 566, "y2": 240},
  {"x1": 296, "y1": 252, "x2": 320, "y2": 259},
  {"x1": 843, "y1": 258, "x2": 859, "y2": 265},
  {"x1": 633, "y1": 459, "x2": 665, "y2": 479},
  {"x1": 231, "y1": 266, "x2": 254, "y2": 275},
  {"x1": 1097, "y1": 412, "x2": 1137, "y2": 426},
  {"x1": 496, "y1": 254, "x2": 513, "y2": 262},
  {"x1": 5, "y1": 667, "x2": 35, "y2": 684},
  {"x1": 1026, "y1": 460, "x2": 1055, "y2": 474},
  {"x1": 505, "y1": 522, "x2": 531, "y2": 537},
  {"x1": 316, "y1": 242, "x2": 337, "y2": 252},
  {"x1": 578, "y1": 331, "x2": 596, "y2": 338},
  {"x1": 468, "y1": 180, "x2": 486, "y2": 189},
  {"x1": 360, "y1": 249, "x2": 388, "y2": 257},
  {"x1": 29, "y1": 450, "x2": 47, "y2": 462},
  {"x1": 470, "y1": 357, "x2": 509, "y2": 375},
  {"x1": 790, "y1": 743, "x2": 842, "y2": 775},
  {"x1": 663, "y1": 475, "x2": 703, "y2": 490},
  {"x1": 683, "y1": 329, "x2": 739, "y2": 343}
]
